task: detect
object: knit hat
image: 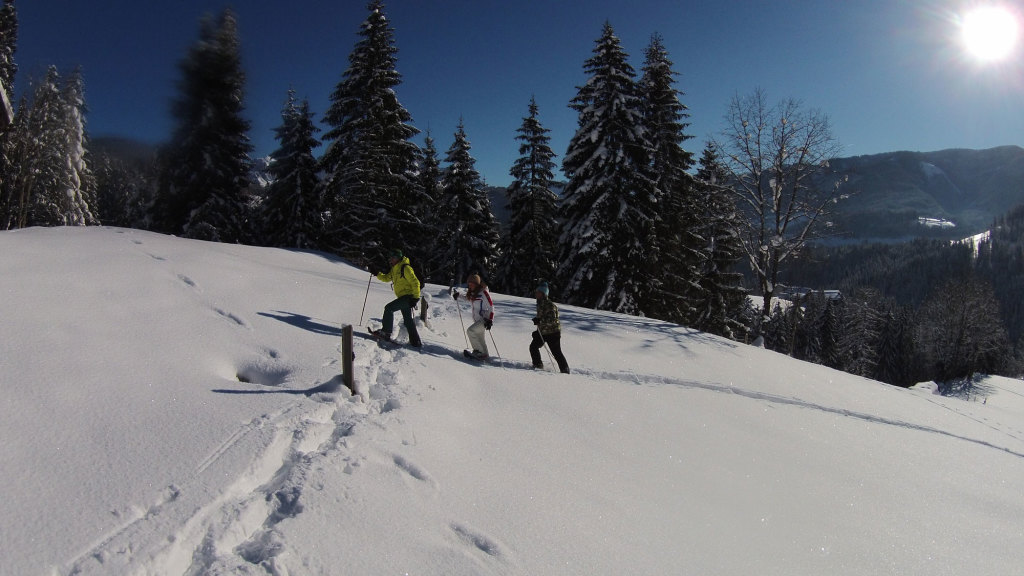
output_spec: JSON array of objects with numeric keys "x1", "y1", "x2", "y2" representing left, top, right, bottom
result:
[
  {"x1": 536, "y1": 282, "x2": 549, "y2": 296},
  {"x1": 388, "y1": 248, "x2": 403, "y2": 260}
]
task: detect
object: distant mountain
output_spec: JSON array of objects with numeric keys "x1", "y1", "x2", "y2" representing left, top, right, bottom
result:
[
  {"x1": 485, "y1": 148, "x2": 1024, "y2": 242},
  {"x1": 485, "y1": 181, "x2": 566, "y2": 231},
  {"x1": 822, "y1": 146, "x2": 1024, "y2": 241},
  {"x1": 485, "y1": 186, "x2": 510, "y2": 227},
  {"x1": 91, "y1": 136, "x2": 1023, "y2": 244}
]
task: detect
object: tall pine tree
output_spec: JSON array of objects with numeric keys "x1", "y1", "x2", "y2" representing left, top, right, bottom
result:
[
  {"x1": 154, "y1": 9, "x2": 252, "y2": 243},
  {"x1": 320, "y1": 0, "x2": 425, "y2": 267},
  {"x1": 639, "y1": 33, "x2": 699, "y2": 323},
  {"x1": 416, "y1": 130, "x2": 445, "y2": 282},
  {"x1": 496, "y1": 96, "x2": 559, "y2": 297},
  {"x1": 836, "y1": 289, "x2": 883, "y2": 378},
  {"x1": 557, "y1": 22, "x2": 657, "y2": 314},
  {"x1": 0, "y1": 0, "x2": 16, "y2": 226},
  {"x1": 0, "y1": 0, "x2": 15, "y2": 126},
  {"x1": 261, "y1": 89, "x2": 323, "y2": 249},
  {"x1": 691, "y1": 143, "x2": 748, "y2": 339},
  {"x1": 437, "y1": 120, "x2": 500, "y2": 284},
  {"x1": 94, "y1": 150, "x2": 151, "y2": 229},
  {"x1": 55, "y1": 67, "x2": 98, "y2": 226},
  {"x1": 0, "y1": 0, "x2": 18, "y2": 224},
  {"x1": 4, "y1": 66, "x2": 97, "y2": 227},
  {"x1": 1, "y1": 92, "x2": 30, "y2": 229},
  {"x1": 872, "y1": 305, "x2": 917, "y2": 386}
]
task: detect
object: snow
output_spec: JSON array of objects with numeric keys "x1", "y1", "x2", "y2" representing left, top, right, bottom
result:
[
  {"x1": 3, "y1": 226, "x2": 1024, "y2": 575},
  {"x1": 920, "y1": 161, "x2": 945, "y2": 179},
  {"x1": 919, "y1": 216, "x2": 957, "y2": 228}
]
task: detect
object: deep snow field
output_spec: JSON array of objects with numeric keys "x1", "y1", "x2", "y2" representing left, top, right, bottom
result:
[{"x1": 2, "y1": 226, "x2": 1023, "y2": 575}]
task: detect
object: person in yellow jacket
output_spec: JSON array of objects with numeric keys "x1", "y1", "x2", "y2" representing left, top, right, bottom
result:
[{"x1": 371, "y1": 249, "x2": 422, "y2": 347}]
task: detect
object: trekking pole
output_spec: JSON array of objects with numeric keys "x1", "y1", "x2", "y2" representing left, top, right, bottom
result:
[
  {"x1": 536, "y1": 330, "x2": 557, "y2": 371},
  {"x1": 488, "y1": 329, "x2": 505, "y2": 369},
  {"x1": 452, "y1": 289, "x2": 470, "y2": 348},
  {"x1": 358, "y1": 272, "x2": 373, "y2": 326}
]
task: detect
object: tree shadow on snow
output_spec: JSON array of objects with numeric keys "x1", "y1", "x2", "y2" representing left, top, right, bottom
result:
[
  {"x1": 257, "y1": 310, "x2": 342, "y2": 336},
  {"x1": 553, "y1": 306, "x2": 739, "y2": 353}
]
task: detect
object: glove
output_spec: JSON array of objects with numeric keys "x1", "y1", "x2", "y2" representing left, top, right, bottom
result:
[
  {"x1": 452, "y1": 290, "x2": 460, "y2": 300},
  {"x1": 484, "y1": 319, "x2": 493, "y2": 330},
  {"x1": 531, "y1": 317, "x2": 539, "y2": 325}
]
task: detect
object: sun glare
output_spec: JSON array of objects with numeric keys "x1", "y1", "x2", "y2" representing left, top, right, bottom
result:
[{"x1": 960, "y1": 6, "x2": 1019, "y2": 61}]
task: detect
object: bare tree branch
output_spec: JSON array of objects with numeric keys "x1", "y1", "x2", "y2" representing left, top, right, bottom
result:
[{"x1": 712, "y1": 88, "x2": 845, "y2": 316}]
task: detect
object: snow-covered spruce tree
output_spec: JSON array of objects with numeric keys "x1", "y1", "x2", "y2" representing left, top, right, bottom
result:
[
  {"x1": 154, "y1": 9, "x2": 252, "y2": 243},
  {"x1": 261, "y1": 89, "x2": 323, "y2": 249},
  {"x1": 415, "y1": 130, "x2": 445, "y2": 282},
  {"x1": 691, "y1": 143, "x2": 748, "y2": 339},
  {"x1": 835, "y1": 289, "x2": 883, "y2": 378},
  {"x1": 790, "y1": 293, "x2": 824, "y2": 363},
  {"x1": 638, "y1": 33, "x2": 699, "y2": 323},
  {"x1": 56, "y1": 67, "x2": 98, "y2": 225},
  {"x1": 16, "y1": 67, "x2": 64, "y2": 226},
  {"x1": 761, "y1": 302, "x2": 792, "y2": 355},
  {"x1": 94, "y1": 151, "x2": 151, "y2": 229},
  {"x1": 5, "y1": 66, "x2": 97, "y2": 227},
  {"x1": 0, "y1": 0, "x2": 15, "y2": 125},
  {"x1": 557, "y1": 22, "x2": 658, "y2": 314},
  {"x1": 495, "y1": 96, "x2": 559, "y2": 297},
  {"x1": 437, "y1": 119, "x2": 500, "y2": 284},
  {"x1": 320, "y1": 0, "x2": 426, "y2": 268},
  {"x1": 817, "y1": 296, "x2": 842, "y2": 370},
  {"x1": 871, "y1": 304, "x2": 918, "y2": 387},
  {"x1": 0, "y1": 0, "x2": 17, "y2": 223},
  {"x1": 0, "y1": 93, "x2": 30, "y2": 229}
]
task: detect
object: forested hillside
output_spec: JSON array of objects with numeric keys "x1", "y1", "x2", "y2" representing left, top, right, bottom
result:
[
  {"x1": 774, "y1": 203, "x2": 1024, "y2": 391},
  {"x1": 823, "y1": 146, "x2": 1024, "y2": 241}
]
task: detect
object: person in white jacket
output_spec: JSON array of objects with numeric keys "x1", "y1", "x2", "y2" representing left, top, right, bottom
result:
[{"x1": 453, "y1": 273, "x2": 493, "y2": 359}]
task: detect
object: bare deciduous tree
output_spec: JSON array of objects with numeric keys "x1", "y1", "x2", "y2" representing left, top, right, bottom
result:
[
  {"x1": 917, "y1": 277, "x2": 1010, "y2": 388},
  {"x1": 714, "y1": 88, "x2": 845, "y2": 316}
]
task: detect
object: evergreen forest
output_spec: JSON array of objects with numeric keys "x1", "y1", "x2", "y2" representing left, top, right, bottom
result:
[{"x1": 1, "y1": 0, "x2": 1022, "y2": 394}]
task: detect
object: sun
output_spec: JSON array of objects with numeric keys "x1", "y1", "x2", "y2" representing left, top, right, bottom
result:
[{"x1": 960, "y1": 5, "x2": 1019, "y2": 61}]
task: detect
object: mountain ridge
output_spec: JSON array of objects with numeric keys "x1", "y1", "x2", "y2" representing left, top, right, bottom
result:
[
  {"x1": 90, "y1": 137, "x2": 1024, "y2": 242},
  {"x1": 823, "y1": 145, "x2": 1024, "y2": 241}
]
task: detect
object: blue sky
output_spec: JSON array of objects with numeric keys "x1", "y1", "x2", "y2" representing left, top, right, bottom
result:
[{"x1": 14, "y1": 0, "x2": 1024, "y2": 187}]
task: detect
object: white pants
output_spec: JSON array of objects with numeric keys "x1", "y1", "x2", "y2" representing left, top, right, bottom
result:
[{"x1": 467, "y1": 320, "x2": 489, "y2": 355}]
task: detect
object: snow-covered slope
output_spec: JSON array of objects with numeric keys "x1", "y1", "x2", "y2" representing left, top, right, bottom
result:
[{"x1": 2, "y1": 226, "x2": 1023, "y2": 575}]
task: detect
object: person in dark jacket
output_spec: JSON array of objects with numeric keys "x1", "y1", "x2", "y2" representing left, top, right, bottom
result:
[{"x1": 529, "y1": 282, "x2": 570, "y2": 373}]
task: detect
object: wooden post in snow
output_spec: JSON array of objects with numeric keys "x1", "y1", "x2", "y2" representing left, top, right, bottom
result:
[{"x1": 341, "y1": 324, "x2": 354, "y2": 393}]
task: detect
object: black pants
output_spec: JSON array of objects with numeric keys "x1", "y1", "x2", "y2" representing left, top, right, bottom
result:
[{"x1": 530, "y1": 330, "x2": 570, "y2": 373}]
